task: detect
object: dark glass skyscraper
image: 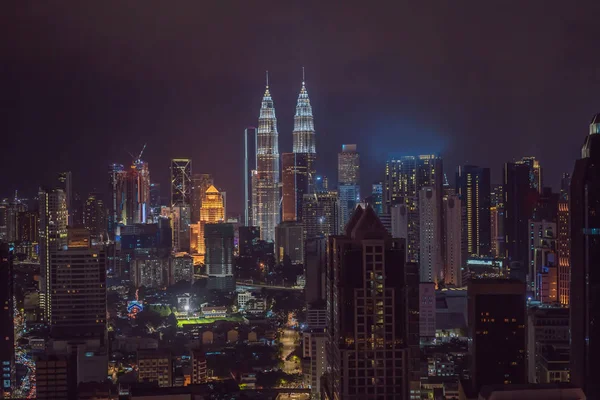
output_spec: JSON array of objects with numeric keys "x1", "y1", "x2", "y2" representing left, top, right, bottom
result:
[
  {"x1": 244, "y1": 127, "x2": 257, "y2": 226},
  {"x1": 326, "y1": 206, "x2": 412, "y2": 399},
  {"x1": 570, "y1": 113, "x2": 600, "y2": 398},
  {"x1": 282, "y1": 152, "x2": 309, "y2": 222},
  {"x1": 170, "y1": 159, "x2": 192, "y2": 207},
  {"x1": 503, "y1": 162, "x2": 536, "y2": 266},
  {"x1": 456, "y1": 165, "x2": 491, "y2": 256}
]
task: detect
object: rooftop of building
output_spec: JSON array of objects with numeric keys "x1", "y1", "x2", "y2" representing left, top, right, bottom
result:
[{"x1": 479, "y1": 383, "x2": 585, "y2": 400}]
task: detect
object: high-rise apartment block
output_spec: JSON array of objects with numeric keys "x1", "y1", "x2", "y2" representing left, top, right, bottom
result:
[
  {"x1": 443, "y1": 194, "x2": 462, "y2": 287},
  {"x1": 385, "y1": 155, "x2": 443, "y2": 263},
  {"x1": 39, "y1": 187, "x2": 68, "y2": 320},
  {"x1": 419, "y1": 186, "x2": 442, "y2": 284},
  {"x1": 326, "y1": 206, "x2": 413, "y2": 399},
  {"x1": 456, "y1": 165, "x2": 491, "y2": 257},
  {"x1": 303, "y1": 191, "x2": 339, "y2": 239},
  {"x1": 338, "y1": 144, "x2": 360, "y2": 227}
]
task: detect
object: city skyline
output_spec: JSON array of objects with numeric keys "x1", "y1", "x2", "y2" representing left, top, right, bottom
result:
[{"x1": 4, "y1": 2, "x2": 600, "y2": 214}]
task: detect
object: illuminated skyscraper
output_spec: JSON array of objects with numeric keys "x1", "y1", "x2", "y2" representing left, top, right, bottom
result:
[
  {"x1": 171, "y1": 159, "x2": 192, "y2": 252},
  {"x1": 385, "y1": 155, "x2": 443, "y2": 263},
  {"x1": 419, "y1": 186, "x2": 442, "y2": 284},
  {"x1": 195, "y1": 185, "x2": 225, "y2": 260},
  {"x1": 39, "y1": 187, "x2": 68, "y2": 320},
  {"x1": 293, "y1": 71, "x2": 316, "y2": 194},
  {"x1": 338, "y1": 144, "x2": 360, "y2": 227},
  {"x1": 517, "y1": 156, "x2": 543, "y2": 194},
  {"x1": 557, "y1": 174, "x2": 570, "y2": 306},
  {"x1": 123, "y1": 157, "x2": 151, "y2": 226},
  {"x1": 244, "y1": 127, "x2": 257, "y2": 226},
  {"x1": 107, "y1": 163, "x2": 126, "y2": 238},
  {"x1": 83, "y1": 193, "x2": 105, "y2": 238},
  {"x1": 58, "y1": 171, "x2": 73, "y2": 226},
  {"x1": 254, "y1": 75, "x2": 280, "y2": 242},
  {"x1": 456, "y1": 165, "x2": 491, "y2": 257},
  {"x1": 191, "y1": 173, "x2": 213, "y2": 224},
  {"x1": 282, "y1": 152, "x2": 309, "y2": 222},
  {"x1": 570, "y1": 113, "x2": 600, "y2": 397}
]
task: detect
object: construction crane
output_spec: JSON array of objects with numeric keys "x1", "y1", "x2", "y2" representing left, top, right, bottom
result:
[{"x1": 128, "y1": 143, "x2": 147, "y2": 165}]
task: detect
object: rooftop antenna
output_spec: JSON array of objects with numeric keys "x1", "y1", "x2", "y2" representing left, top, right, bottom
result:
[
  {"x1": 302, "y1": 66, "x2": 305, "y2": 85},
  {"x1": 266, "y1": 70, "x2": 269, "y2": 88}
]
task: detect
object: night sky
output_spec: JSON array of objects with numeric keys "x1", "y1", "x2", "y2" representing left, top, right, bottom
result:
[{"x1": 3, "y1": 1, "x2": 600, "y2": 214}]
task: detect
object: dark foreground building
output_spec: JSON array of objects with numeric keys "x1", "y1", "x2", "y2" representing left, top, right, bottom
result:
[
  {"x1": 325, "y1": 206, "x2": 415, "y2": 399},
  {"x1": 570, "y1": 113, "x2": 600, "y2": 398}
]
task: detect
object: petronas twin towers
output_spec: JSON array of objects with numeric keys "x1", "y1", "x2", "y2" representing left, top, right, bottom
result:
[{"x1": 253, "y1": 72, "x2": 316, "y2": 241}]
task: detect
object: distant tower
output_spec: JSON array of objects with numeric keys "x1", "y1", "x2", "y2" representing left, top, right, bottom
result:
[
  {"x1": 107, "y1": 163, "x2": 126, "y2": 238},
  {"x1": 244, "y1": 127, "x2": 257, "y2": 226},
  {"x1": 293, "y1": 68, "x2": 316, "y2": 194},
  {"x1": 282, "y1": 153, "x2": 309, "y2": 222},
  {"x1": 455, "y1": 165, "x2": 491, "y2": 257},
  {"x1": 443, "y1": 194, "x2": 462, "y2": 287},
  {"x1": 419, "y1": 186, "x2": 443, "y2": 284},
  {"x1": 39, "y1": 187, "x2": 68, "y2": 320},
  {"x1": 170, "y1": 159, "x2": 193, "y2": 207},
  {"x1": 196, "y1": 185, "x2": 225, "y2": 260},
  {"x1": 58, "y1": 171, "x2": 73, "y2": 226},
  {"x1": 205, "y1": 223, "x2": 235, "y2": 291},
  {"x1": 83, "y1": 192, "x2": 105, "y2": 238},
  {"x1": 254, "y1": 73, "x2": 280, "y2": 242},
  {"x1": 338, "y1": 144, "x2": 360, "y2": 227},
  {"x1": 191, "y1": 173, "x2": 213, "y2": 224}
]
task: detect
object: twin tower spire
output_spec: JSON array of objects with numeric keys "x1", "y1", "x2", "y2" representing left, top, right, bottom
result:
[
  {"x1": 255, "y1": 70, "x2": 316, "y2": 242},
  {"x1": 259, "y1": 69, "x2": 316, "y2": 155}
]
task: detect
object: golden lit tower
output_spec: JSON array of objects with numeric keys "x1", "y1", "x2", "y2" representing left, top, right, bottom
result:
[
  {"x1": 196, "y1": 185, "x2": 225, "y2": 258},
  {"x1": 254, "y1": 72, "x2": 280, "y2": 242}
]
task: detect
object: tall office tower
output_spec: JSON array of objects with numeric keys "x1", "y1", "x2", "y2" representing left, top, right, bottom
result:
[
  {"x1": 371, "y1": 182, "x2": 383, "y2": 215},
  {"x1": 49, "y1": 244, "x2": 107, "y2": 341},
  {"x1": 149, "y1": 182, "x2": 161, "y2": 211},
  {"x1": 532, "y1": 226, "x2": 558, "y2": 303},
  {"x1": 123, "y1": 157, "x2": 151, "y2": 226},
  {"x1": 385, "y1": 155, "x2": 443, "y2": 263},
  {"x1": 191, "y1": 173, "x2": 213, "y2": 224},
  {"x1": 196, "y1": 185, "x2": 225, "y2": 257},
  {"x1": 39, "y1": 188, "x2": 68, "y2": 320},
  {"x1": 282, "y1": 153, "x2": 310, "y2": 222},
  {"x1": 254, "y1": 77, "x2": 280, "y2": 242},
  {"x1": 327, "y1": 206, "x2": 412, "y2": 399},
  {"x1": 137, "y1": 350, "x2": 172, "y2": 387},
  {"x1": 490, "y1": 184, "x2": 505, "y2": 257},
  {"x1": 135, "y1": 158, "x2": 151, "y2": 222},
  {"x1": 293, "y1": 74, "x2": 317, "y2": 194},
  {"x1": 528, "y1": 220, "x2": 556, "y2": 292},
  {"x1": 314, "y1": 175, "x2": 328, "y2": 192},
  {"x1": 443, "y1": 194, "x2": 462, "y2": 287},
  {"x1": 0, "y1": 244, "x2": 14, "y2": 399},
  {"x1": 58, "y1": 171, "x2": 73, "y2": 226},
  {"x1": 107, "y1": 163, "x2": 126, "y2": 238},
  {"x1": 338, "y1": 144, "x2": 360, "y2": 227},
  {"x1": 517, "y1": 156, "x2": 543, "y2": 194},
  {"x1": 456, "y1": 165, "x2": 491, "y2": 257},
  {"x1": 302, "y1": 191, "x2": 339, "y2": 239},
  {"x1": 171, "y1": 159, "x2": 192, "y2": 206},
  {"x1": 305, "y1": 236, "x2": 326, "y2": 305},
  {"x1": 275, "y1": 221, "x2": 304, "y2": 265},
  {"x1": 170, "y1": 159, "x2": 192, "y2": 252},
  {"x1": 419, "y1": 186, "x2": 443, "y2": 284},
  {"x1": 17, "y1": 210, "x2": 38, "y2": 242},
  {"x1": 503, "y1": 162, "x2": 536, "y2": 267},
  {"x1": 557, "y1": 175, "x2": 570, "y2": 305},
  {"x1": 570, "y1": 113, "x2": 600, "y2": 398},
  {"x1": 205, "y1": 223, "x2": 235, "y2": 291},
  {"x1": 468, "y1": 279, "x2": 526, "y2": 394},
  {"x1": 244, "y1": 127, "x2": 257, "y2": 226},
  {"x1": 83, "y1": 193, "x2": 105, "y2": 237}
]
